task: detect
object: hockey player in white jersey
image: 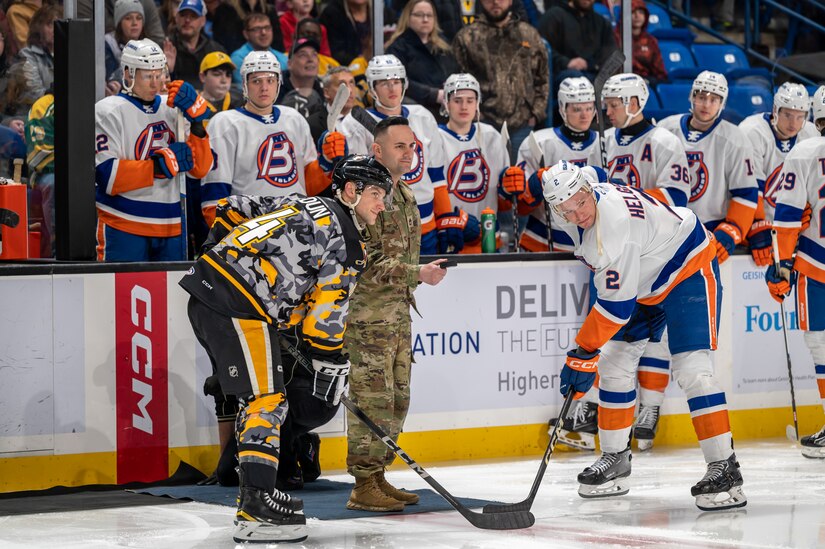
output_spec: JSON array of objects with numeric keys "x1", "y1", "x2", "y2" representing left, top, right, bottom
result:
[
  {"x1": 437, "y1": 73, "x2": 514, "y2": 253},
  {"x1": 95, "y1": 38, "x2": 214, "y2": 261},
  {"x1": 545, "y1": 160, "x2": 746, "y2": 511},
  {"x1": 767, "y1": 85, "x2": 825, "y2": 458},
  {"x1": 339, "y1": 54, "x2": 457, "y2": 255},
  {"x1": 200, "y1": 51, "x2": 331, "y2": 225},
  {"x1": 602, "y1": 73, "x2": 690, "y2": 208},
  {"x1": 517, "y1": 77, "x2": 601, "y2": 253},
  {"x1": 740, "y1": 82, "x2": 818, "y2": 266}
]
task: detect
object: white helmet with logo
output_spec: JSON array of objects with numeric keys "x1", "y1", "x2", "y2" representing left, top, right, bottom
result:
[
  {"x1": 441, "y1": 73, "x2": 481, "y2": 116},
  {"x1": 690, "y1": 70, "x2": 728, "y2": 118},
  {"x1": 601, "y1": 73, "x2": 649, "y2": 127},
  {"x1": 366, "y1": 54, "x2": 408, "y2": 102},
  {"x1": 121, "y1": 38, "x2": 167, "y2": 94},
  {"x1": 813, "y1": 85, "x2": 825, "y2": 129},
  {"x1": 542, "y1": 160, "x2": 593, "y2": 213},
  {"x1": 774, "y1": 82, "x2": 811, "y2": 113},
  {"x1": 240, "y1": 50, "x2": 281, "y2": 100},
  {"x1": 558, "y1": 77, "x2": 596, "y2": 125}
]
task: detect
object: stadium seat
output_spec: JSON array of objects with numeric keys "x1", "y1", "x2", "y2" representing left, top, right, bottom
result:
[
  {"x1": 691, "y1": 44, "x2": 773, "y2": 86},
  {"x1": 656, "y1": 82, "x2": 693, "y2": 113},
  {"x1": 658, "y1": 41, "x2": 698, "y2": 81},
  {"x1": 594, "y1": 2, "x2": 611, "y2": 21},
  {"x1": 645, "y1": 3, "x2": 672, "y2": 33},
  {"x1": 727, "y1": 84, "x2": 773, "y2": 119}
]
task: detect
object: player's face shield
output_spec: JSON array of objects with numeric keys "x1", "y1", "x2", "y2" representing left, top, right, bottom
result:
[
  {"x1": 773, "y1": 107, "x2": 808, "y2": 139},
  {"x1": 691, "y1": 91, "x2": 723, "y2": 123},
  {"x1": 130, "y1": 68, "x2": 165, "y2": 100},
  {"x1": 245, "y1": 72, "x2": 280, "y2": 108},
  {"x1": 563, "y1": 102, "x2": 596, "y2": 132}
]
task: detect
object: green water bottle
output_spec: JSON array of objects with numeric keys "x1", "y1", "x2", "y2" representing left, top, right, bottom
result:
[{"x1": 481, "y1": 208, "x2": 496, "y2": 253}]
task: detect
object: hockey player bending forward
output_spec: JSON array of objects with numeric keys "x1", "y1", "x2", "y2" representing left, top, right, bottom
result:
[
  {"x1": 543, "y1": 160, "x2": 747, "y2": 511},
  {"x1": 180, "y1": 155, "x2": 394, "y2": 543},
  {"x1": 767, "y1": 86, "x2": 825, "y2": 458}
]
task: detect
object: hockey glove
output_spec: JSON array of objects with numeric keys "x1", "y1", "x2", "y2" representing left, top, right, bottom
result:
[
  {"x1": 747, "y1": 220, "x2": 773, "y2": 267},
  {"x1": 166, "y1": 80, "x2": 211, "y2": 124},
  {"x1": 765, "y1": 259, "x2": 796, "y2": 303},
  {"x1": 712, "y1": 222, "x2": 742, "y2": 264},
  {"x1": 500, "y1": 166, "x2": 526, "y2": 200},
  {"x1": 311, "y1": 356, "x2": 350, "y2": 406},
  {"x1": 802, "y1": 203, "x2": 812, "y2": 231},
  {"x1": 520, "y1": 168, "x2": 550, "y2": 209},
  {"x1": 560, "y1": 347, "x2": 599, "y2": 398},
  {"x1": 463, "y1": 213, "x2": 481, "y2": 244},
  {"x1": 317, "y1": 131, "x2": 348, "y2": 173},
  {"x1": 151, "y1": 142, "x2": 194, "y2": 179},
  {"x1": 436, "y1": 207, "x2": 468, "y2": 254}
]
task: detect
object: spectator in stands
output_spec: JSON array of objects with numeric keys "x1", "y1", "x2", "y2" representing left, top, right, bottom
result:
[
  {"x1": 25, "y1": 90, "x2": 53, "y2": 256},
  {"x1": 6, "y1": 5, "x2": 57, "y2": 116},
  {"x1": 307, "y1": 65, "x2": 357, "y2": 144},
  {"x1": 230, "y1": 13, "x2": 288, "y2": 84},
  {"x1": 277, "y1": 37, "x2": 325, "y2": 119},
  {"x1": 76, "y1": 0, "x2": 164, "y2": 44},
  {"x1": 391, "y1": 0, "x2": 463, "y2": 41},
  {"x1": 616, "y1": 0, "x2": 667, "y2": 87},
  {"x1": 386, "y1": 0, "x2": 458, "y2": 121},
  {"x1": 453, "y1": 0, "x2": 549, "y2": 159},
  {"x1": 167, "y1": 0, "x2": 226, "y2": 86},
  {"x1": 199, "y1": 51, "x2": 243, "y2": 114},
  {"x1": 212, "y1": 0, "x2": 285, "y2": 55},
  {"x1": 280, "y1": 0, "x2": 331, "y2": 56},
  {"x1": 0, "y1": 30, "x2": 11, "y2": 110},
  {"x1": 104, "y1": 0, "x2": 146, "y2": 97},
  {"x1": 539, "y1": 0, "x2": 617, "y2": 82},
  {"x1": 319, "y1": 0, "x2": 370, "y2": 66},
  {"x1": 295, "y1": 18, "x2": 340, "y2": 77},
  {"x1": 6, "y1": 0, "x2": 43, "y2": 49}
]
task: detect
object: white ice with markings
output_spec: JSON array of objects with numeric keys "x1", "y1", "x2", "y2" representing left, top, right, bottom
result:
[{"x1": 0, "y1": 440, "x2": 823, "y2": 548}]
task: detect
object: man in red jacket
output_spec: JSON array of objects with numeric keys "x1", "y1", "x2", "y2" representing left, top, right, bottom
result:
[{"x1": 613, "y1": 0, "x2": 668, "y2": 86}]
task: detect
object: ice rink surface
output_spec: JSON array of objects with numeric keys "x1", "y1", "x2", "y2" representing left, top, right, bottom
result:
[{"x1": 1, "y1": 440, "x2": 823, "y2": 549}]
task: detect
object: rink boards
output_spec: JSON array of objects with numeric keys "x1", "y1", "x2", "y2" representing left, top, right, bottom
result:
[{"x1": 0, "y1": 254, "x2": 821, "y2": 492}]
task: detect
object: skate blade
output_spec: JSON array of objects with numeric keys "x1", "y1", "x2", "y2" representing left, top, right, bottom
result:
[
  {"x1": 801, "y1": 446, "x2": 825, "y2": 459},
  {"x1": 636, "y1": 438, "x2": 654, "y2": 452},
  {"x1": 554, "y1": 429, "x2": 596, "y2": 451},
  {"x1": 232, "y1": 521, "x2": 308, "y2": 543},
  {"x1": 695, "y1": 486, "x2": 747, "y2": 511},
  {"x1": 578, "y1": 477, "x2": 630, "y2": 499}
]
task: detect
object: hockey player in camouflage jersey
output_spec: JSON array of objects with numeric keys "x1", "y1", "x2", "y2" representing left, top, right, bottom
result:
[
  {"x1": 345, "y1": 116, "x2": 449, "y2": 512},
  {"x1": 180, "y1": 155, "x2": 393, "y2": 544}
]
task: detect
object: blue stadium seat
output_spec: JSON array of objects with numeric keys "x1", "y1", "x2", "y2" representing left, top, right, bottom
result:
[
  {"x1": 594, "y1": 2, "x2": 611, "y2": 21},
  {"x1": 727, "y1": 84, "x2": 773, "y2": 119},
  {"x1": 646, "y1": 89, "x2": 662, "y2": 110},
  {"x1": 658, "y1": 41, "x2": 698, "y2": 81},
  {"x1": 691, "y1": 44, "x2": 773, "y2": 87},
  {"x1": 656, "y1": 82, "x2": 693, "y2": 113},
  {"x1": 645, "y1": 3, "x2": 672, "y2": 33}
]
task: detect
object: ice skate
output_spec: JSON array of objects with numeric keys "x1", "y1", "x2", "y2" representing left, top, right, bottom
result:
[
  {"x1": 233, "y1": 486, "x2": 308, "y2": 543},
  {"x1": 549, "y1": 401, "x2": 598, "y2": 451},
  {"x1": 691, "y1": 453, "x2": 747, "y2": 511},
  {"x1": 800, "y1": 425, "x2": 825, "y2": 458},
  {"x1": 634, "y1": 405, "x2": 660, "y2": 452},
  {"x1": 577, "y1": 447, "x2": 631, "y2": 498}
]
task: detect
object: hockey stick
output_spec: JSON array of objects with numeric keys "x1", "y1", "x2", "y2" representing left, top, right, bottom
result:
[
  {"x1": 176, "y1": 111, "x2": 188, "y2": 260},
  {"x1": 593, "y1": 50, "x2": 626, "y2": 171},
  {"x1": 500, "y1": 122, "x2": 519, "y2": 253},
  {"x1": 350, "y1": 106, "x2": 378, "y2": 134},
  {"x1": 527, "y1": 131, "x2": 553, "y2": 251},
  {"x1": 278, "y1": 336, "x2": 535, "y2": 530},
  {"x1": 483, "y1": 390, "x2": 576, "y2": 514},
  {"x1": 771, "y1": 230, "x2": 800, "y2": 443}
]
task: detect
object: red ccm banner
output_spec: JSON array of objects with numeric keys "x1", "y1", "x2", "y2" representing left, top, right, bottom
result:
[{"x1": 115, "y1": 272, "x2": 169, "y2": 483}]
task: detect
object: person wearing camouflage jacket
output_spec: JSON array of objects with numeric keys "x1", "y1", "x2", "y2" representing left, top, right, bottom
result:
[{"x1": 345, "y1": 116, "x2": 449, "y2": 512}]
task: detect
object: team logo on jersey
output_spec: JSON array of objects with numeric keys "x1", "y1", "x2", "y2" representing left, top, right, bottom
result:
[
  {"x1": 134, "y1": 122, "x2": 174, "y2": 159},
  {"x1": 608, "y1": 155, "x2": 641, "y2": 187},
  {"x1": 686, "y1": 151, "x2": 710, "y2": 202},
  {"x1": 763, "y1": 163, "x2": 785, "y2": 209},
  {"x1": 446, "y1": 148, "x2": 489, "y2": 203},
  {"x1": 256, "y1": 132, "x2": 300, "y2": 188},
  {"x1": 402, "y1": 137, "x2": 425, "y2": 185}
]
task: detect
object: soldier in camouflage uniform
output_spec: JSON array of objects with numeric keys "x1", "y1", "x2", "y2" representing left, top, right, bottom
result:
[
  {"x1": 452, "y1": 0, "x2": 549, "y2": 159},
  {"x1": 345, "y1": 116, "x2": 449, "y2": 512},
  {"x1": 180, "y1": 155, "x2": 394, "y2": 544}
]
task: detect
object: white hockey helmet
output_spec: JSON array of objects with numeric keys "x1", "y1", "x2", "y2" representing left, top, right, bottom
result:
[
  {"x1": 240, "y1": 50, "x2": 281, "y2": 100},
  {"x1": 441, "y1": 73, "x2": 481, "y2": 116},
  {"x1": 120, "y1": 38, "x2": 167, "y2": 94},
  {"x1": 601, "y1": 73, "x2": 649, "y2": 126},
  {"x1": 366, "y1": 54, "x2": 408, "y2": 98},
  {"x1": 558, "y1": 76, "x2": 596, "y2": 125},
  {"x1": 813, "y1": 85, "x2": 825, "y2": 129},
  {"x1": 542, "y1": 160, "x2": 593, "y2": 213},
  {"x1": 690, "y1": 70, "x2": 728, "y2": 117},
  {"x1": 773, "y1": 82, "x2": 811, "y2": 114}
]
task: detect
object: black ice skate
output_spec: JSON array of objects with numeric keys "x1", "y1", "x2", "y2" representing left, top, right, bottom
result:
[
  {"x1": 577, "y1": 447, "x2": 632, "y2": 498},
  {"x1": 549, "y1": 401, "x2": 598, "y2": 451},
  {"x1": 801, "y1": 425, "x2": 825, "y2": 459},
  {"x1": 233, "y1": 487, "x2": 308, "y2": 543},
  {"x1": 633, "y1": 405, "x2": 660, "y2": 452},
  {"x1": 691, "y1": 453, "x2": 747, "y2": 511}
]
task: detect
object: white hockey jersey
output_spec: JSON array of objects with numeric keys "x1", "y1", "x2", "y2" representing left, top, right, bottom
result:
[
  {"x1": 605, "y1": 123, "x2": 690, "y2": 208},
  {"x1": 515, "y1": 126, "x2": 601, "y2": 252},
  {"x1": 341, "y1": 105, "x2": 448, "y2": 235},
  {"x1": 738, "y1": 112, "x2": 819, "y2": 221},
  {"x1": 658, "y1": 114, "x2": 758, "y2": 233},
  {"x1": 773, "y1": 135, "x2": 825, "y2": 283},
  {"x1": 554, "y1": 173, "x2": 715, "y2": 353},
  {"x1": 201, "y1": 106, "x2": 320, "y2": 216},
  {"x1": 95, "y1": 93, "x2": 199, "y2": 238}
]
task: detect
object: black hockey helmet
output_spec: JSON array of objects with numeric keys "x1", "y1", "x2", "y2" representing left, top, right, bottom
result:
[{"x1": 331, "y1": 155, "x2": 394, "y2": 199}]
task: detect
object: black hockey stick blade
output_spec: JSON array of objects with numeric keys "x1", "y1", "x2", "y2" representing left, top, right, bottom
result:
[
  {"x1": 341, "y1": 396, "x2": 535, "y2": 530},
  {"x1": 483, "y1": 390, "x2": 576, "y2": 514},
  {"x1": 350, "y1": 106, "x2": 378, "y2": 134},
  {"x1": 593, "y1": 50, "x2": 626, "y2": 170}
]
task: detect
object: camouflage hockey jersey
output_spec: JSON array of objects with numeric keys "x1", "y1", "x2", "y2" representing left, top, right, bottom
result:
[{"x1": 179, "y1": 194, "x2": 366, "y2": 359}]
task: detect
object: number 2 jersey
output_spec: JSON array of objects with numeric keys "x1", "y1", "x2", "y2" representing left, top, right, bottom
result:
[
  {"x1": 179, "y1": 194, "x2": 366, "y2": 358},
  {"x1": 658, "y1": 114, "x2": 758, "y2": 233}
]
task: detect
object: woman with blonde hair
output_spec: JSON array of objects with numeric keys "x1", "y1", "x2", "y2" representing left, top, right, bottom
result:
[{"x1": 385, "y1": 0, "x2": 457, "y2": 120}]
